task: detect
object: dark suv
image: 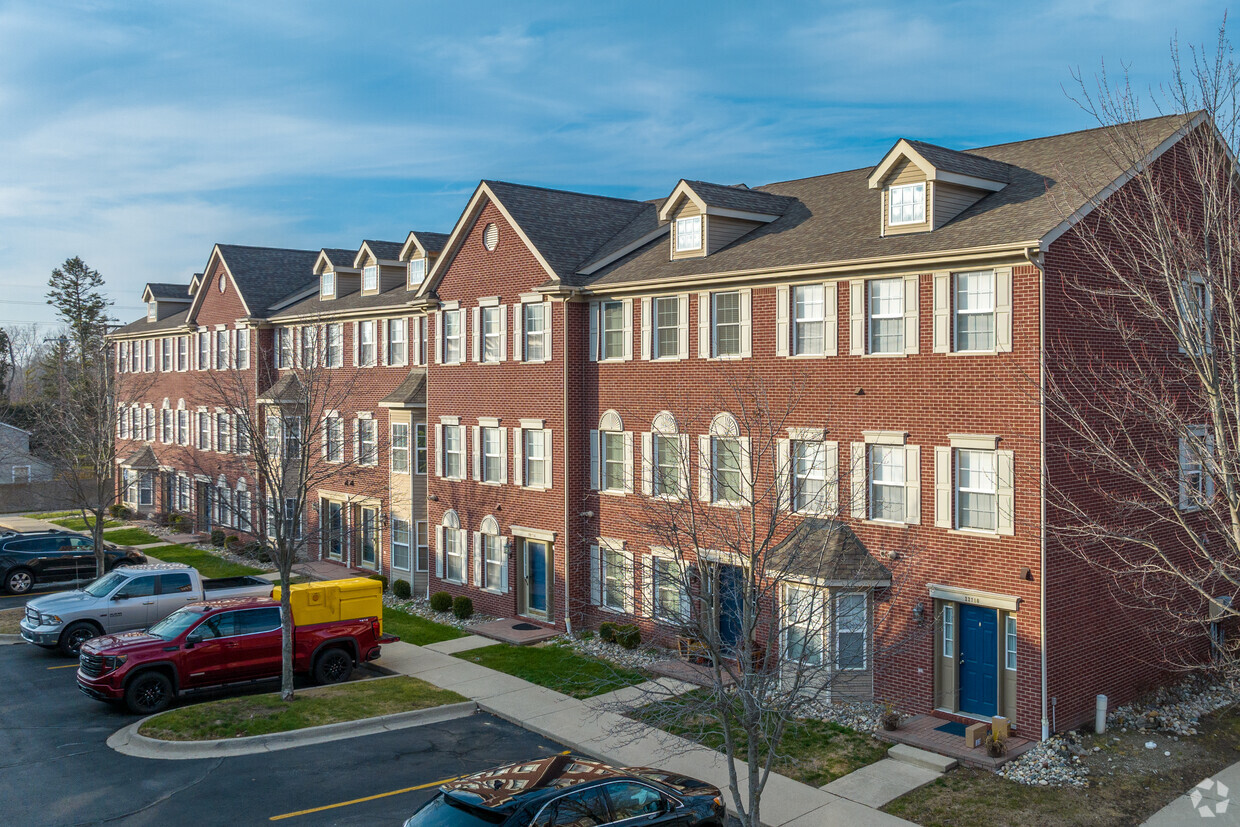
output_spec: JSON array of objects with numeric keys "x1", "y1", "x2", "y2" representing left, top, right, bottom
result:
[
  {"x1": 0, "y1": 532, "x2": 146, "y2": 594},
  {"x1": 402, "y1": 755, "x2": 724, "y2": 827}
]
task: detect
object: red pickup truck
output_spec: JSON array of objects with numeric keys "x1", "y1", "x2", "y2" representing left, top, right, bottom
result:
[{"x1": 76, "y1": 597, "x2": 394, "y2": 714}]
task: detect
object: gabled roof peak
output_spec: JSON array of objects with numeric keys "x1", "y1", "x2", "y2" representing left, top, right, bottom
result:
[
  {"x1": 867, "y1": 138, "x2": 1012, "y2": 192},
  {"x1": 657, "y1": 179, "x2": 795, "y2": 222}
]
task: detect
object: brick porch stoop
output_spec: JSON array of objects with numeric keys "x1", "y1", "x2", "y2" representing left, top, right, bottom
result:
[{"x1": 875, "y1": 713, "x2": 1035, "y2": 770}]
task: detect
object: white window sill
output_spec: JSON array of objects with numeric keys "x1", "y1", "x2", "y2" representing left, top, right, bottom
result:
[
  {"x1": 521, "y1": 484, "x2": 551, "y2": 492},
  {"x1": 706, "y1": 354, "x2": 744, "y2": 362},
  {"x1": 862, "y1": 352, "x2": 907, "y2": 358},
  {"x1": 864, "y1": 518, "x2": 912, "y2": 528},
  {"x1": 710, "y1": 499, "x2": 744, "y2": 510},
  {"x1": 441, "y1": 577, "x2": 466, "y2": 586},
  {"x1": 598, "y1": 489, "x2": 627, "y2": 497},
  {"x1": 595, "y1": 603, "x2": 626, "y2": 615},
  {"x1": 478, "y1": 480, "x2": 503, "y2": 487},
  {"x1": 522, "y1": 358, "x2": 552, "y2": 365},
  {"x1": 947, "y1": 527, "x2": 1001, "y2": 539},
  {"x1": 597, "y1": 357, "x2": 628, "y2": 364},
  {"x1": 480, "y1": 586, "x2": 505, "y2": 595},
  {"x1": 788, "y1": 351, "x2": 830, "y2": 359},
  {"x1": 650, "y1": 355, "x2": 685, "y2": 362},
  {"x1": 650, "y1": 493, "x2": 684, "y2": 503}
]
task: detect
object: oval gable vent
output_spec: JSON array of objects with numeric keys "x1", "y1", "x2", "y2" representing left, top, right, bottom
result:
[{"x1": 483, "y1": 223, "x2": 499, "y2": 251}]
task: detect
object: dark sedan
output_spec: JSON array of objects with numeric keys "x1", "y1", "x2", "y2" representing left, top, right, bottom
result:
[
  {"x1": 0, "y1": 532, "x2": 146, "y2": 594},
  {"x1": 402, "y1": 755, "x2": 725, "y2": 827}
]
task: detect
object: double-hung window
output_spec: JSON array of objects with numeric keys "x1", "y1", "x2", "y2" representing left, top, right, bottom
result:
[
  {"x1": 391, "y1": 520, "x2": 411, "y2": 571},
  {"x1": 265, "y1": 417, "x2": 281, "y2": 458},
  {"x1": 216, "y1": 412, "x2": 230, "y2": 453},
  {"x1": 443, "y1": 310, "x2": 463, "y2": 363},
  {"x1": 783, "y1": 585, "x2": 824, "y2": 666},
  {"x1": 444, "y1": 526, "x2": 465, "y2": 582},
  {"x1": 161, "y1": 339, "x2": 173, "y2": 372},
  {"x1": 418, "y1": 317, "x2": 428, "y2": 365},
  {"x1": 483, "y1": 533, "x2": 504, "y2": 590},
  {"x1": 415, "y1": 424, "x2": 427, "y2": 474},
  {"x1": 198, "y1": 332, "x2": 210, "y2": 370},
  {"x1": 524, "y1": 429, "x2": 547, "y2": 488},
  {"x1": 955, "y1": 271, "x2": 995, "y2": 352},
  {"x1": 711, "y1": 436, "x2": 742, "y2": 503},
  {"x1": 215, "y1": 330, "x2": 229, "y2": 370},
  {"x1": 601, "y1": 546, "x2": 626, "y2": 611},
  {"x1": 357, "y1": 418, "x2": 377, "y2": 466},
  {"x1": 144, "y1": 340, "x2": 154, "y2": 372},
  {"x1": 363, "y1": 264, "x2": 378, "y2": 292},
  {"x1": 869, "y1": 445, "x2": 905, "y2": 522},
  {"x1": 325, "y1": 415, "x2": 343, "y2": 463},
  {"x1": 524, "y1": 302, "x2": 548, "y2": 361},
  {"x1": 793, "y1": 440, "x2": 828, "y2": 513},
  {"x1": 277, "y1": 329, "x2": 293, "y2": 369},
  {"x1": 197, "y1": 412, "x2": 210, "y2": 450},
  {"x1": 443, "y1": 425, "x2": 464, "y2": 479},
  {"x1": 283, "y1": 416, "x2": 302, "y2": 459},
  {"x1": 712, "y1": 292, "x2": 741, "y2": 357},
  {"x1": 601, "y1": 301, "x2": 626, "y2": 360},
  {"x1": 177, "y1": 409, "x2": 188, "y2": 445},
  {"x1": 236, "y1": 329, "x2": 249, "y2": 369},
  {"x1": 481, "y1": 307, "x2": 502, "y2": 362},
  {"x1": 835, "y1": 593, "x2": 868, "y2": 670},
  {"x1": 868, "y1": 278, "x2": 904, "y2": 354},
  {"x1": 387, "y1": 318, "x2": 407, "y2": 366},
  {"x1": 956, "y1": 449, "x2": 997, "y2": 531},
  {"x1": 888, "y1": 183, "x2": 925, "y2": 225},
  {"x1": 601, "y1": 431, "x2": 626, "y2": 492},
  {"x1": 300, "y1": 326, "x2": 318, "y2": 368},
  {"x1": 161, "y1": 409, "x2": 173, "y2": 444},
  {"x1": 651, "y1": 556, "x2": 688, "y2": 622},
  {"x1": 675, "y1": 215, "x2": 701, "y2": 252},
  {"x1": 653, "y1": 434, "x2": 681, "y2": 497},
  {"x1": 321, "y1": 270, "x2": 335, "y2": 297},
  {"x1": 653, "y1": 296, "x2": 680, "y2": 358},
  {"x1": 325, "y1": 324, "x2": 343, "y2": 367},
  {"x1": 480, "y1": 426, "x2": 503, "y2": 482},
  {"x1": 391, "y1": 422, "x2": 409, "y2": 473},
  {"x1": 1179, "y1": 425, "x2": 1215, "y2": 510},
  {"x1": 793, "y1": 285, "x2": 825, "y2": 356},
  {"x1": 407, "y1": 258, "x2": 425, "y2": 288},
  {"x1": 358, "y1": 321, "x2": 376, "y2": 367},
  {"x1": 235, "y1": 413, "x2": 250, "y2": 454},
  {"x1": 416, "y1": 522, "x2": 429, "y2": 572},
  {"x1": 177, "y1": 336, "x2": 188, "y2": 371},
  {"x1": 1176, "y1": 273, "x2": 1214, "y2": 357}
]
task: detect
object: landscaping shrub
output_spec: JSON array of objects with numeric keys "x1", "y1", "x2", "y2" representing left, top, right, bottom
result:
[
  {"x1": 392, "y1": 579, "x2": 412, "y2": 599},
  {"x1": 151, "y1": 512, "x2": 170, "y2": 527},
  {"x1": 224, "y1": 535, "x2": 239, "y2": 549},
  {"x1": 599, "y1": 621, "x2": 617, "y2": 643},
  {"x1": 168, "y1": 514, "x2": 187, "y2": 532},
  {"x1": 210, "y1": 529, "x2": 226, "y2": 547},
  {"x1": 452, "y1": 595, "x2": 474, "y2": 620},
  {"x1": 614, "y1": 624, "x2": 641, "y2": 650},
  {"x1": 579, "y1": 630, "x2": 595, "y2": 641},
  {"x1": 370, "y1": 574, "x2": 389, "y2": 592},
  {"x1": 108, "y1": 504, "x2": 132, "y2": 519},
  {"x1": 429, "y1": 591, "x2": 453, "y2": 612}
]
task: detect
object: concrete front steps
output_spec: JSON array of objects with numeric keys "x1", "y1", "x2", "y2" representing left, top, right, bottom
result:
[{"x1": 822, "y1": 744, "x2": 957, "y2": 809}]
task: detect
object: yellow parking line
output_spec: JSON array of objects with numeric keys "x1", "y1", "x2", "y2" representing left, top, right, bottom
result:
[
  {"x1": 268, "y1": 776, "x2": 460, "y2": 821},
  {"x1": 47, "y1": 664, "x2": 78, "y2": 670}
]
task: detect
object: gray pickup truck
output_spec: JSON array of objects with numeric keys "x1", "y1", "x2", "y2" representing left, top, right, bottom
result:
[{"x1": 19, "y1": 563, "x2": 273, "y2": 655}]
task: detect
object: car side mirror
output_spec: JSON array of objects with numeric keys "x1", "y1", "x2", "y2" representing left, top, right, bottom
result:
[
  {"x1": 112, "y1": 592, "x2": 130, "y2": 601},
  {"x1": 186, "y1": 631, "x2": 203, "y2": 646}
]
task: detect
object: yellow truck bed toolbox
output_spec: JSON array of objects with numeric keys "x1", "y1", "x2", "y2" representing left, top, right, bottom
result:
[{"x1": 272, "y1": 577, "x2": 383, "y2": 632}]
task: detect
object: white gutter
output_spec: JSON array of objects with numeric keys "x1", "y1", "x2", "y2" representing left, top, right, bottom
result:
[
  {"x1": 562, "y1": 290, "x2": 578, "y2": 634},
  {"x1": 1025, "y1": 244, "x2": 1050, "y2": 741}
]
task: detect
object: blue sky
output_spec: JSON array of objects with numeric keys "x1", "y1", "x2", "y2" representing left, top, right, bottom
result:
[{"x1": 0, "y1": 0, "x2": 1228, "y2": 327}]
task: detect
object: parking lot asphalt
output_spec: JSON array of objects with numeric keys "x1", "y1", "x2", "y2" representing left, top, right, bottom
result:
[
  {"x1": 0, "y1": 582, "x2": 73, "y2": 610},
  {"x1": 0, "y1": 643, "x2": 572, "y2": 826}
]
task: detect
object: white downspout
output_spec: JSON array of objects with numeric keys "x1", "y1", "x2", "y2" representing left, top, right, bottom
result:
[
  {"x1": 562, "y1": 292, "x2": 576, "y2": 635},
  {"x1": 1025, "y1": 245, "x2": 1051, "y2": 741}
]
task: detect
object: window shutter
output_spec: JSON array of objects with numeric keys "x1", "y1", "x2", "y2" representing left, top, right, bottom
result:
[
  {"x1": 640, "y1": 432, "x2": 653, "y2": 496},
  {"x1": 995, "y1": 266, "x2": 1013, "y2": 353},
  {"x1": 590, "y1": 544, "x2": 601, "y2": 605},
  {"x1": 904, "y1": 445, "x2": 921, "y2": 525},
  {"x1": 641, "y1": 555, "x2": 654, "y2": 618},
  {"x1": 435, "y1": 526, "x2": 444, "y2": 578},
  {"x1": 472, "y1": 532, "x2": 482, "y2": 586},
  {"x1": 775, "y1": 286, "x2": 790, "y2": 357},
  {"x1": 378, "y1": 320, "x2": 387, "y2": 366},
  {"x1": 623, "y1": 430, "x2": 635, "y2": 493},
  {"x1": 351, "y1": 321, "x2": 359, "y2": 367},
  {"x1": 320, "y1": 417, "x2": 328, "y2": 458},
  {"x1": 825, "y1": 440, "x2": 840, "y2": 513},
  {"x1": 933, "y1": 272, "x2": 950, "y2": 353},
  {"x1": 623, "y1": 548, "x2": 636, "y2": 615},
  {"x1": 543, "y1": 430, "x2": 553, "y2": 489},
  {"x1": 542, "y1": 303, "x2": 553, "y2": 361},
  {"x1": 677, "y1": 294, "x2": 689, "y2": 359},
  {"x1": 471, "y1": 426, "x2": 481, "y2": 480},
  {"x1": 640, "y1": 297, "x2": 652, "y2": 360},
  {"x1": 776, "y1": 438, "x2": 790, "y2": 510},
  {"x1": 698, "y1": 435, "x2": 711, "y2": 502},
  {"x1": 849, "y1": 280, "x2": 865, "y2": 355},
  {"x1": 997, "y1": 449, "x2": 1015, "y2": 535},
  {"x1": 739, "y1": 288, "x2": 752, "y2": 358},
  {"x1": 512, "y1": 428, "x2": 523, "y2": 487},
  {"x1": 622, "y1": 298, "x2": 633, "y2": 361},
  {"x1": 434, "y1": 313, "x2": 442, "y2": 364},
  {"x1": 1179, "y1": 438, "x2": 1192, "y2": 510},
  {"x1": 471, "y1": 307, "x2": 481, "y2": 362},
  {"x1": 411, "y1": 319, "x2": 421, "y2": 365},
  {"x1": 512, "y1": 305, "x2": 523, "y2": 362},
  {"x1": 1206, "y1": 432, "x2": 1217, "y2": 499},
  {"x1": 498, "y1": 427, "x2": 508, "y2": 484},
  {"x1": 589, "y1": 430, "x2": 600, "y2": 490},
  {"x1": 352, "y1": 418, "x2": 360, "y2": 462},
  {"x1": 851, "y1": 442, "x2": 866, "y2": 518},
  {"x1": 434, "y1": 424, "x2": 444, "y2": 477},
  {"x1": 500, "y1": 537, "x2": 510, "y2": 594},
  {"x1": 934, "y1": 446, "x2": 952, "y2": 528},
  {"x1": 697, "y1": 292, "x2": 710, "y2": 358},
  {"x1": 678, "y1": 434, "x2": 691, "y2": 499},
  {"x1": 824, "y1": 282, "x2": 838, "y2": 357},
  {"x1": 588, "y1": 302, "x2": 599, "y2": 362},
  {"x1": 903, "y1": 274, "x2": 919, "y2": 355},
  {"x1": 498, "y1": 305, "x2": 508, "y2": 361}
]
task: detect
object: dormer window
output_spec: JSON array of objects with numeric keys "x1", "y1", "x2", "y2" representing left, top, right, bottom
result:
[
  {"x1": 147, "y1": 302, "x2": 157, "y2": 322},
  {"x1": 407, "y1": 258, "x2": 425, "y2": 288},
  {"x1": 363, "y1": 265, "x2": 378, "y2": 291},
  {"x1": 888, "y1": 183, "x2": 925, "y2": 226},
  {"x1": 322, "y1": 271, "x2": 335, "y2": 298},
  {"x1": 674, "y1": 216, "x2": 702, "y2": 252}
]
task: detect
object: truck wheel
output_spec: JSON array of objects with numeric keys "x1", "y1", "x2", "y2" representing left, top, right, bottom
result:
[
  {"x1": 313, "y1": 649, "x2": 352, "y2": 685},
  {"x1": 4, "y1": 567, "x2": 33, "y2": 594},
  {"x1": 125, "y1": 671, "x2": 173, "y2": 715},
  {"x1": 59, "y1": 621, "x2": 101, "y2": 657}
]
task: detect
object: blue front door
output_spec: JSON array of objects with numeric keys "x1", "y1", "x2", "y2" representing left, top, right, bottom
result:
[
  {"x1": 959, "y1": 604, "x2": 998, "y2": 717},
  {"x1": 526, "y1": 540, "x2": 548, "y2": 615},
  {"x1": 718, "y1": 565, "x2": 744, "y2": 651}
]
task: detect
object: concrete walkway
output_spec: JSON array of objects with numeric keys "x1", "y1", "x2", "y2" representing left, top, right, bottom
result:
[
  {"x1": 375, "y1": 640, "x2": 916, "y2": 827},
  {"x1": 1144, "y1": 759, "x2": 1240, "y2": 825},
  {"x1": 822, "y1": 745, "x2": 955, "y2": 809}
]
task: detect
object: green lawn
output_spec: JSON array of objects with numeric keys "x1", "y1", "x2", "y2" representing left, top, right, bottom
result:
[
  {"x1": 143, "y1": 544, "x2": 265, "y2": 578},
  {"x1": 28, "y1": 510, "x2": 77, "y2": 519},
  {"x1": 633, "y1": 689, "x2": 887, "y2": 786},
  {"x1": 137, "y1": 676, "x2": 466, "y2": 741},
  {"x1": 102, "y1": 527, "x2": 161, "y2": 546},
  {"x1": 50, "y1": 516, "x2": 121, "y2": 531},
  {"x1": 453, "y1": 642, "x2": 647, "y2": 699},
  {"x1": 382, "y1": 606, "x2": 466, "y2": 646}
]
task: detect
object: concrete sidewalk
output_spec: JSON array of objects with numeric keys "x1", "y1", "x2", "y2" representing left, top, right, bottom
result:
[
  {"x1": 1144, "y1": 760, "x2": 1240, "y2": 825},
  {"x1": 376, "y1": 640, "x2": 915, "y2": 827}
]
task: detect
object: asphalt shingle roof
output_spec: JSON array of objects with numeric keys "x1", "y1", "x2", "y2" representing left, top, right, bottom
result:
[
  {"x1": 362, "y1": 240, "x2": 404, "y2": 261},
  {"x1": 900, "y1": 139, "x2": 1015, "y2": 184},
  {"x1": 269, "y1": 280, "x2": 415, "y2": 320},
  {"x1": 111, "y1": 307, "x2": 192, "y2": 336},
  {"x1": 767, "y1": 519, "x2": 891, "y2": 585},
  {"x1": 322, "y1": 248, "x2": 357, "y2": 269},
  {"x1": 214, "y1": 244, "x2": 320, "y2": 315},
  {"x1": 410, "y1": 231, "x2": 451, "y2": 255},
  {"x1": 380, "y1": 369, "x2": 427, "y2": 406},
  {"x1": 145, "y1": 282, "x2": 192, "y2": 301},
  {"x1": 679, "y1": 179, "x2": 797, "y2": 215}
]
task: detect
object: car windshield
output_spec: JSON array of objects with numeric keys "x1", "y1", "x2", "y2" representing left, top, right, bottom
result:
[
  {"x1": 148, "y1": 608, "x2": 203, "y2": 641},
  {"x1": 83, "y1": 571, "x2": 127, "y2": 597}
]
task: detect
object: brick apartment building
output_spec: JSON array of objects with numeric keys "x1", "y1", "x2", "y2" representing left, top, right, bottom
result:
[{"x1": 109, "y1": 112, "x2": 1219, "y2": 737}]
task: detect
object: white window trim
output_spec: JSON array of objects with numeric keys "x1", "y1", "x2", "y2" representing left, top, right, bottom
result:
[
  {"x1": 834, "y1": 592, "x2": 868, "y2": 671},
  {"x1": 674, "y1": 215, "x2": 702, "y2": 252},
  {"x1": 888, "y1": 182, "x2": 926, "y2": 226}
]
